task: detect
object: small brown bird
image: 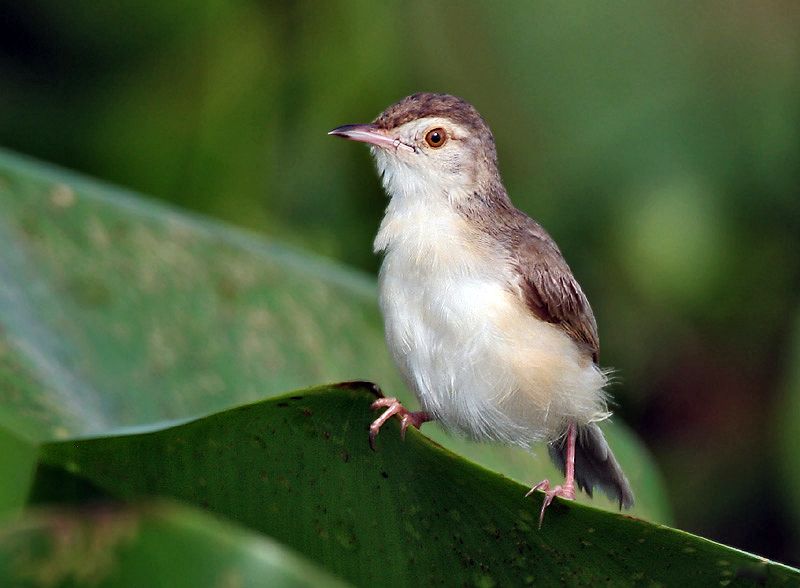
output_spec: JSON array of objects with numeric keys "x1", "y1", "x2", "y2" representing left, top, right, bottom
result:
[{"x1": 329, "y1": 93, "x2": 633, "y2": 524}]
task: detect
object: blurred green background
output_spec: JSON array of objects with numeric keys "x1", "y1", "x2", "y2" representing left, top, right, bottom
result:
[{"x1": 1, "y1": 0, "x2": 799, "y2": 566}]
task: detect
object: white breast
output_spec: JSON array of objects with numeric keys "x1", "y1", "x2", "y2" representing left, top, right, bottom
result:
[{"x1": 374, "y1": 193, "x2": 609, "y2": 448}]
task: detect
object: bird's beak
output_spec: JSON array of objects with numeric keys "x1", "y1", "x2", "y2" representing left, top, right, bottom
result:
[{"x1": 328, "y1": 124, "x2": 411, "y2": 151}]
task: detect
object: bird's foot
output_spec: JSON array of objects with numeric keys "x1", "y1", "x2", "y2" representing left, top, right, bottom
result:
[
  {"x1": 526, "y1": 479, "x2": 576, "y2": 528},
  {"x1": 369, "y1": 397, "x2": 431, "y2": 450}
]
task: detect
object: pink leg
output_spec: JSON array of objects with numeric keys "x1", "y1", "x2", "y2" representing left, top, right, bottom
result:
[
  {"x1": 525, "y1": 422, "x2": 577, "y2": 528},
  {"x1": 369, "y1": 397, "x2": 431, "y2": 450}
]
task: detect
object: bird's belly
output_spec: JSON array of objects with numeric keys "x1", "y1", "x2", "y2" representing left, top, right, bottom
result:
[{"x1": 378, "y1": 255, "x2": 608, "y2": 447}]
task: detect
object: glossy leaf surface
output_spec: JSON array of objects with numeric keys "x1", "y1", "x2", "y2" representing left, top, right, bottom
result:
[{"x1": 29, "y1": 385, "x2": 799, "y2": 587}]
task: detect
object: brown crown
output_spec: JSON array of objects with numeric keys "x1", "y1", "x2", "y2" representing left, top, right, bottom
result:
[{"x1": 373, "y1": 93, "x2": 493, "y2": 139}]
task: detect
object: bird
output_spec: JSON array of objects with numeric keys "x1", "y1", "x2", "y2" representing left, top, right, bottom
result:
[{"x1": 329, "y1": 93, "x2": 633, "y2": 525}]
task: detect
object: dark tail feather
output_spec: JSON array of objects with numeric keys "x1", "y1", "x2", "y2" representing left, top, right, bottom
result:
[{"x1": 548, "y1": 422, "x2": 634, "y2": 509}]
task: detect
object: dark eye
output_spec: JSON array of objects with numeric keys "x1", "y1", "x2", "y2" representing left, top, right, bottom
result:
[{"x1": 424, "y1": 127, "x2": 447, "y2": 148}]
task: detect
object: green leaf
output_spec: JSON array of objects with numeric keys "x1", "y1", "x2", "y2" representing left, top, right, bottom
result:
[
  {"x1": 0, "y1": 425, "x2": 38, "y2": 514},
  {"x1": 0, "y1": 501, "x2": 350, "y2": 587},
  {"x1": 31, "y1": 385, "x2": 799, "y2": 586},
  {"x1": 0, "y1": 149, "x2": 392, "y2": 442},
  {"x1": 0, "y1": 147, "x2": 669, "y2": 521},
  {"x1": 778, "y1": 308, "x2": 800, "y2": 529}
]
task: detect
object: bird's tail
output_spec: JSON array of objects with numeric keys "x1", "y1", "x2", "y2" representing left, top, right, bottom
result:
[{"x1": 547, "y1": 422, "x2": 634, "y2": 509}]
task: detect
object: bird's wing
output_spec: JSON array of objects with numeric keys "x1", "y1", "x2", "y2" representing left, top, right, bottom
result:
[{"x1": 511, "y1": 224, "x2": 600, "y2": 363}]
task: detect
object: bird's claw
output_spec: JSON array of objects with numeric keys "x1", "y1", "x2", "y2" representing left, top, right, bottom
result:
[
  {"x1": 368, "y1": 397, "x2": 430, "y2": 450},
  {"x1": 526, "y1": 479, "x2": 576, "y2": 528}
]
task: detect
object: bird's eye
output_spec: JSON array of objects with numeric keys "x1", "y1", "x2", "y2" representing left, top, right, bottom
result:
[{"x1": 424, "y1": 127, "x2": 447, "y2": 148}]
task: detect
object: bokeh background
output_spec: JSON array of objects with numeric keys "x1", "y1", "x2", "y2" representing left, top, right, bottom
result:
[{"x1": 1, "y1": 0, "x2": 799, "y2": 565}]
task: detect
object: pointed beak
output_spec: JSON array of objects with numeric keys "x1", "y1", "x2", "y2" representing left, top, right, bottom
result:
[{"x1": 328, "y1": 123, "x2": 411, "y2": 151}]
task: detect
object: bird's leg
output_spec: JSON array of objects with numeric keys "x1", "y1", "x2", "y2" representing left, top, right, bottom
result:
[
  {"x1": 369, "y1": 397, "x2": 431, "y2": 450},
  {"x1": 526, "y1": 422, "x2": 577, "y2": 528}
]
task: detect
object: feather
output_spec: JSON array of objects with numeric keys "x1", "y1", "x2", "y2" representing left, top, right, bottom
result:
[{"x1": 548, "y1": 422, "x2": 634, "y2": 509}]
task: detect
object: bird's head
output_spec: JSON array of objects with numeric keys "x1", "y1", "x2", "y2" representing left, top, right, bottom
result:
[{"x1": 329, "y1": 93, "x2": 501, "y2": 202}]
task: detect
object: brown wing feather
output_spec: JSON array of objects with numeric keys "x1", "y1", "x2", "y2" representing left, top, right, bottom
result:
[{"x1": 511, "y1": 224, "x2": 600, "y2": 363}]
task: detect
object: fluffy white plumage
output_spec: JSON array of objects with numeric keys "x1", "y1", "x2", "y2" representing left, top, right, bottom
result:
[{"x1": 371, "y1": 129, "x2": 610, "y2": 448}]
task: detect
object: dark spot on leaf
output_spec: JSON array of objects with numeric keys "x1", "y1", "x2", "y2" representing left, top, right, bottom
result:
[
  {"x1": 340, "y1": 451, "x2": 350, "y2": 463},
  {"x1": 290, "y1": 396, "x2": 303, "y2": 401},
  {"x1": 215, "y1": 277, "x2": 238, "y2": 301},
  {"x1": 322, "y1": 431, "x2": 331, "y2": 440},
  {"x1": 67, "y1": 275, "x2": 112, "y2": 308},
  {"x1": 381, "y1": 471, "x2": 389, "y2": 479},
  {"x1": 252, "y1": 435, "x2": 266, "y2": 449},
  {"x1": 302, "y1": 408, "x2": 313, "y2": 417},
  {"x1": 276, "y1": 402, "x2": 289, "y2": 408},
  {"x1": 483, "y1": 525, "x2": 501, "y2": 540},
  {"x1": 19, "y1": 214, "x2": 42, "y2": 239},
  {"x1": 735, "y1": 566, "x2": 769, "y2": 584},
  {"x1": 333, "y1": 380, "x2": 383, "y2": 397}
]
